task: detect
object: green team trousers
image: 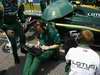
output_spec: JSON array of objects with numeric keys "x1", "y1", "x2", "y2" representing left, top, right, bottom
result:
[{"x1": 23, "y1": 49, "x2": 57, "y2": 75}]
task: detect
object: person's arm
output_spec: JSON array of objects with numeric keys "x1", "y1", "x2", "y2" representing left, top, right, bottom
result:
[
  {"x1": 18, "y1": 4, "x2": 26, "y2": 23},
  {"x1": 41, "y1": 22, "x2": 61, "y2": 50},
  {"x1": 41, "y1": 44, "x2": 59, "y2": 50},
  {"x1": 65, "y1": 60, "x2": 71, "y2": 72},
  {"x1": 65, "y1": 48, "x2": 72, "y2": 72},
  {"x1": 96, "y1": 57, "x2": 100, "y2": 75},
  {"x1": 48, "y1": 44, "x2": 59, "y2": 49}
]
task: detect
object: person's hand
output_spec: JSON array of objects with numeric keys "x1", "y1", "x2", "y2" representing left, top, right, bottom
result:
[
  {"x1": 34, "y1": 44, "x2": 40, "y2": 48},
  {"x1": 41, "y1": 45, "x2": 49, "y2": 51},
  {"x1": 34, "y1": 39, "x2": 40, "y2": 48},
  {"x1": 34, "y1": 43, "x2": 40, "y2": 48}
]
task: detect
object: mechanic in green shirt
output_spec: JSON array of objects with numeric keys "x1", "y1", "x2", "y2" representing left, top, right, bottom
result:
[{"x1": 22, "y1": 20, "x2": 61, "y2": 75}]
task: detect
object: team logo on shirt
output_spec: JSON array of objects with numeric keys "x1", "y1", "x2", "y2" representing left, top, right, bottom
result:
[{"x1": 72, "y1": 60, "x2": 97, "y2": 70}]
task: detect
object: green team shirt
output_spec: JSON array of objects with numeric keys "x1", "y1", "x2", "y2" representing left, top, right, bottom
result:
[{"x1": 40, "y1": 22, "x2": 60, "y2": 46}]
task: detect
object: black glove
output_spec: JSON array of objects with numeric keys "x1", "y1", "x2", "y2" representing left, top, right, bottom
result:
[{"x1": 29, "y1": 46, "x2": 42, "y2": 56}]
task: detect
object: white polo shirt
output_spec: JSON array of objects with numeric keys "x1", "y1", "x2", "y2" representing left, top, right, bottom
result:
[{"x1": 65, "y1": 46, "x2": 100, "y2": 75}]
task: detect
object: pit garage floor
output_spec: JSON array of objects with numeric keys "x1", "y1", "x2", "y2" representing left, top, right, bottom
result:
[
  {"x1": 0, "y1": 48, "x2": 100, "y2": 75},
  {"x1": 0, "y1": 48, "x2": 66, "y2": 75}
]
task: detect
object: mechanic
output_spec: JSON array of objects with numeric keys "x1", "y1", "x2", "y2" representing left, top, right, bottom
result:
[
  {"x1": 22, "y1": 20, "x2": 61, "y2": 75},
  {"x1": 1, "y1": 0, "x2": 27, "y2": 64},
  {"x1": 65, "y1": 30, "x2": 100, "y2": 75}
]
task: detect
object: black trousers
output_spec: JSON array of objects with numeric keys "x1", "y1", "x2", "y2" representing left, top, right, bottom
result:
[{"x1": 3, "y1": 15, "x2": 26, "y2": 64}]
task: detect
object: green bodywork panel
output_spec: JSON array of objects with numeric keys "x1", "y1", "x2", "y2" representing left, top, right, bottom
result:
[
  {"x1": 42, "y1": 0, "x2": 73, "y2": 21},
  {"x1": 42, "y1": 1, "x2": 100, "y2": 32}
]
